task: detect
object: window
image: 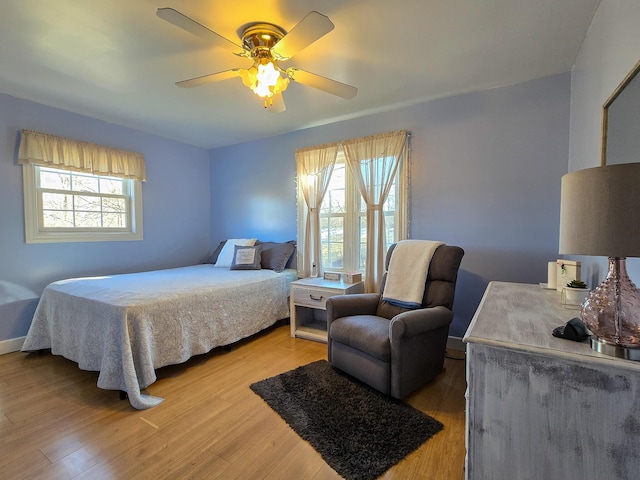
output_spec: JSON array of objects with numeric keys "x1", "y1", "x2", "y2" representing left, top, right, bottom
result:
[
  {"x1": 23, "y1": 165, "x2": 143, "y2": 243},
  {"x1": 318, "y1": 149, "x2": 407, "y2": 274},
  {"x1": 295, "y1": 131, "x2": 408, "y2": 287}
]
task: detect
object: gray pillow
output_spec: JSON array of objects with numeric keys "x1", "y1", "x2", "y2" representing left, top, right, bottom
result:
[
  {"x1": 257, "y1": 241, "x2": 296, "y2": 272},
  {"x1": 230, "y1": 245, "x2": 263, "y2": 270},
  {"x1": 206, "y1": 240, "x2": 226, "y2": 264}
]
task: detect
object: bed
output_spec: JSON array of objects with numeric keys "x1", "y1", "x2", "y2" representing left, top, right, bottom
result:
[{"x1": 21, "y1": 263, "x2": 297, "y2": 409}]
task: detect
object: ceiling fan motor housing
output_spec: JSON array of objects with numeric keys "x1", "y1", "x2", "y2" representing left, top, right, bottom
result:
[{"x1": 241, "y1": 23, "x2": 286, "y2": 56}]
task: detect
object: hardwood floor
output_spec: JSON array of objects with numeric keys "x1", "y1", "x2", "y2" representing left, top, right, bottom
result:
[{"x1": 0, "y1": 323, "x2": 467, "y2": 480}]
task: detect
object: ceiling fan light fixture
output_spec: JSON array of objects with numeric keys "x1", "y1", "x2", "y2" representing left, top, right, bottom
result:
[
  {"x1": 254, "y1": 61, "x2": 280, "y2": 96},
  {"x1": 242, "y1": 59, "x2": 289, "y2": 100}
]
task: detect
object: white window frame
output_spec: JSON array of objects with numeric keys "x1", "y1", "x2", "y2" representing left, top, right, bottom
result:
[{"x1": 22, "y1": 165, "x2": 143, "y2": 244}]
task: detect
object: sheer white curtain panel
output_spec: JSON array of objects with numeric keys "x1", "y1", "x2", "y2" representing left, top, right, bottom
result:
[
  {"x1": 295, "y1": 143, "x2": 339, "y2": 278},
  {"x1": 342, "y1": 130, "x2": 408, "y2": 292}
]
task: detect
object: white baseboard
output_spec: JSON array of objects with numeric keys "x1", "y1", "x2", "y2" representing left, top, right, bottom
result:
[
  {"x1": 0, "y1": 337, "x2": 25, "y2": 355},
  {"x1": 447, "y1": 336, "x2": 465, "y2": 352}
]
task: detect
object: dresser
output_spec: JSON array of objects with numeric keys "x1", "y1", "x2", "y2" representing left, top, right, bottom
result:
[
  {"x1": 289, "y1": 277, "x2": 364, "y2": 343},
  {"x1": 463, "y1": 281, "x2": 640, "y2": 480}
]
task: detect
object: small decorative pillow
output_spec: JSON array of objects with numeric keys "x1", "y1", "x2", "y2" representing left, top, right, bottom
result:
[
  {"x1": 230, "y1": 245, "x2": 263, "y2": 270},
  {"x1": 214, "y1": 238, "x2": 257, "y2": 268},
  {"x1": 257, "y1": 241, "x2": 296, "y2": 272}
]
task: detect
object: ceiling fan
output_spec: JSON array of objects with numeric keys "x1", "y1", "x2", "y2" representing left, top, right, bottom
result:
[{"x1": 157, "y1": 8, "x2": 358, "y2": 112}]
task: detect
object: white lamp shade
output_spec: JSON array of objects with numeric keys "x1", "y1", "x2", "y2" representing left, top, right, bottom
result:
[{"x1": 559, "y1": 163, "x2": 640, "y2": 257}]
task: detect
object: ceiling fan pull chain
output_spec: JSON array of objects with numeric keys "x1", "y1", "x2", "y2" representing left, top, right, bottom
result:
[{"x1": 262, "y1": 97, "x2": 275, "y2": 109}]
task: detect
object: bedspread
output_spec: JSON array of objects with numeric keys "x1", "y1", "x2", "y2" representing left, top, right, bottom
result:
[{"x1": 22, "y1": 265, "x2": 295, "y2": 409}]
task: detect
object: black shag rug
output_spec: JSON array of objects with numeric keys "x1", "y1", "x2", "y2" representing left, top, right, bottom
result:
[{"x1": 249, "y1": 360, "x2": 443, "y2": 480}]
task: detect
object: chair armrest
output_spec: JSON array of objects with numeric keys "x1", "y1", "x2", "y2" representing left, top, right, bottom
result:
[
  {"x1": 326, "y1": 294, "x2": 380, "y2": 326},
  {"x1": 389, "y1": 305, "x2": 453, "y2": 339}
]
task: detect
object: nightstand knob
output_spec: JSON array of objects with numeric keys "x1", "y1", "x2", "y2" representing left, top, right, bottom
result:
[{"x1": 309, "y1": 294, "x2": 323, "y2": 301}]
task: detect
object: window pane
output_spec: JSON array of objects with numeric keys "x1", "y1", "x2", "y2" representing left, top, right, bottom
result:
[
  {"x1": 42, "y1": 210, "x2": 74, "y2": 228},
  {"x1": 329, "y1": 242, "x2": 343, "y2": 269},
  {"x1": 42, "y1": 192, "x2": 72, "y2": 211},
  {"x1": 72, "y1": 175, "x2": 99, "y2": 193},
  {"x1": 103, "y1": 197, "x2": 126, "y2": 213},
  {"x1": 321, "y1": 188, "x2": 345, "y2": 214},
  {"x1": 359, "y1": 217, "x2": 367, "y2": 270},
  {"x1": 321, "y1": 163, "x2": 346, "y2": 214},
  {"x1": 320, "y1": 217, "x2": 329, "y2": 240},
  {"x1": 329, "y1": 217, "x2": 344, "y2": 242},
  {"x1": 75, "y1": 211, "x2": 102, "y2": 228},
  {"x1": 103, "y1": 212, "x2": 126, "y2": 228},
  {"x1": 322, "y1": 216, "x2": 344, "y2": 269},
  {"x1": 320, "y1": 163, "x2": 347, "y2": 270},
  {"x1": 320, "y1": 217, "x2": 329, "y2": 267},
  {"x1": 100, "y1": 178, "x2": 123, "y2": 194},
  {"x1": 40, "y1": 170, "x2": 70, "y2": 190},
  {"x1": 384, "y1": 184, "x2": 396, "y2": 211},
  {"x1": 76, "y1": 195, "x2": 101, "y2": 211},
  {"x1": 385, "y1": 214, "x2": 395, "y2": 248}
]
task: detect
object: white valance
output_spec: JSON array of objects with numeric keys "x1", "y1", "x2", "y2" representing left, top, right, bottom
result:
[{"x1": 17, "y1": 130, "x2": 146, "y2": 181}]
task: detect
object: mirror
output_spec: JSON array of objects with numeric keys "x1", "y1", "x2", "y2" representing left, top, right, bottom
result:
[{"x1": 601, "y1": 59, "x2": 640, "y2": 165}]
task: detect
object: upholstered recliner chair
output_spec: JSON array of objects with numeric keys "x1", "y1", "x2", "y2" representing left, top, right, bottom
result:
[{"x1": 326, "y1": 243, "x2": 464, "y2": 399}]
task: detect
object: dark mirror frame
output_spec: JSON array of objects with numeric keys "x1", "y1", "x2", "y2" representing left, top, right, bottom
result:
[{"x1": 601, "y1": 58, "x2": 640, "y2": 166}]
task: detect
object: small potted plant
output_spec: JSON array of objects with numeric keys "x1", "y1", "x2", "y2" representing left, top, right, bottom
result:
[{"x1": 563, "y1": 279, "x2": 589, "y2": 306}]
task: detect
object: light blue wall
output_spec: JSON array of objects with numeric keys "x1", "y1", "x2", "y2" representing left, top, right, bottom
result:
[
  {"x1": 569, "y1": 1, "x2": 640, "y2": 285},
  {"x1": 210, "y1": 139, "x2": 298, "y2": 243},
  {"x1": 0, "y1": 94, "x2": 211, "y2": 342},
  {"x1": 211, "y1": 73, "x2": 571, "y2": 337},
  {"x1": 3, "y1": 3, "x2": 633, "y2": 345},
  {"x1": 0, "y1": 70, "x2": 576, "y2": 344}
]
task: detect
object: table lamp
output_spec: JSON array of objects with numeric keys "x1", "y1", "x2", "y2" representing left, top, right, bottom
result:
[{"x1": 559, "y1": 163, "x2": 640, "y2": 360}]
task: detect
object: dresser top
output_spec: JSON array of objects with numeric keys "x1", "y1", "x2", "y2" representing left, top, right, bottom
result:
[{"x1": 463, "y1": 281, "x2": 640, "y2": 369}]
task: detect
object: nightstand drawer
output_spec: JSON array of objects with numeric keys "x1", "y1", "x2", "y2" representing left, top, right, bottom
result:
[{"x1": 292, "y1": 287, "x2": 340, "y2": 309}]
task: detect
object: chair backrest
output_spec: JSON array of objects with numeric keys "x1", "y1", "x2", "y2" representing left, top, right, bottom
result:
[{"x1": 376, "y1": 243, "x2": 464, "y2": 319}]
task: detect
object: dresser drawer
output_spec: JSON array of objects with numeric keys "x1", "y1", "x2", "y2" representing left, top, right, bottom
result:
[{"x1": 292, "y1": 287, "x2": 340, "y2": 309}]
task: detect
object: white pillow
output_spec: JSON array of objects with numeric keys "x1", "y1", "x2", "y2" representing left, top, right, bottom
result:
[{"x1": 214, "y1": 238, "x2": 257, "y2": 267}]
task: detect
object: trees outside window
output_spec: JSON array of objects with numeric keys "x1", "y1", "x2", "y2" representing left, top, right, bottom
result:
[{"x1": 23, "y1": 165, "x2": 143, "y2": 243}]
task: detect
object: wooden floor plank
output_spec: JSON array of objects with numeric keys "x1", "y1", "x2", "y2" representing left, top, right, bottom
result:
[{"x1": 0, "y1": 324, "x2": 466, "y2": 479}]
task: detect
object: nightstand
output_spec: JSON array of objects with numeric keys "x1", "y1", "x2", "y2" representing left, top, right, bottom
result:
[{"x1": 289, "y1": 277, "x2": 364, "y2": 343}]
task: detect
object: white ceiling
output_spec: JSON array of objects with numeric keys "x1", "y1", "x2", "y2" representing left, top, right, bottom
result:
[{"x1": 0, "y1": 0, "x2": 599, "y2": 149}]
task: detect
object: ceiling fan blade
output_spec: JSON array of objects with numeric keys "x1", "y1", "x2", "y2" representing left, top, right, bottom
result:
[
  {"x1": 157, "y1": 8, "x2": 247, "y2": 56},
  {"x1": 271, "y1": 11, "x2": 334, "y2": 60},
  {"x1": 286, "y1": 68, "x2": 357, "y2": 99},
  {"x1": 267, "y1": 93, "x2": 286, "y2": 113},
  {"x1": 176, "y1": 69, "x2": 242, "y2": 88}
]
